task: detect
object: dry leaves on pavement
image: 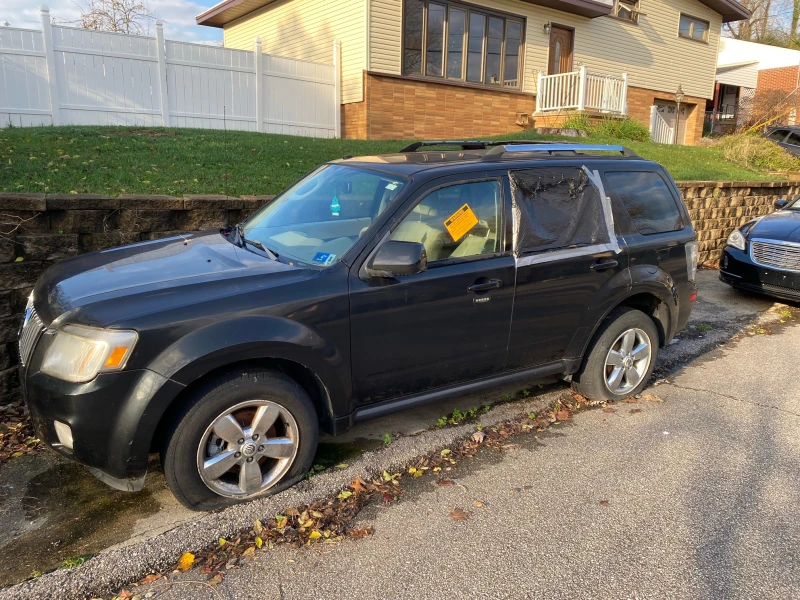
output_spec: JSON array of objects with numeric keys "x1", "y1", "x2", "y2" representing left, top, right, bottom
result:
[{"x1": 0, "y1": 400, "x2": 41, "y2": 463}]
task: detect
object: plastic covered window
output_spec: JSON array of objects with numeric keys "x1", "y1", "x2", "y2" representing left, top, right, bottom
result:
[{"x1": 509, "y1": 167, "x2": 619, "y2": 260}]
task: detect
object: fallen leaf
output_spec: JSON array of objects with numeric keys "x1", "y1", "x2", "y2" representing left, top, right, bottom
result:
[
  {"x1": 382, "y1": 470, "x2": 393, "y2": 481},
  {"x1": 450, "y1": 507, "x2": 472, "y2": 521},
  {"x1": 275, "y1": 515, "x2": 288, "y2": 528},
  {"x1": 335, "y1": 463, "x2": 349, "y2": 469},
  {"x1": 309, "y1": 531, "x2": 322, "y2": 540},
  {"x1": 440, "y1": 448, "x2": 452, "y2": 457},
  {"x1": 208, "y1": 572, "x2": 224, "y2": 586},
  {"x1": 382, "y1": 491, "x2": 393, "y2": 503},
  {"x1": 337, "y1": 490, "x2": 353, "y2": 500},
  {"x1": 624, "y1": 397, "x2": 640, "y2": 404},
  {"x1": 348, "y1": 528, "x2": 373, "y2": 537},
  {"x1": 218, "y1": 538, "x2": 226, "y2": 546},
  {"x1": 253, "y1": 520, "x2": 263, "y2": 536},
  {"x1": 176, "y1": 552, "x2": 195, "y2": 571},
  {"x1": 599, "y1": 500, "x2": 610, "y2": 506},
  {"x1": 602, "y1": 407, "x2": 616, "y2": 413},
  {"x1": 255, "y1": 537, "x2": 263, "y2": 549},
  {"x1": 473, "y1": 501, "x2": 485, "y2": 508},
  {"x1": 556, "y1": 410, "x2": 570, "y2": 421},
  {"x1": 117, "y1": 590, "x2": 133, "y2": 599},
  {"x1": 350, "y1": 477, "x2": 368, "y2": 495},
  {"x1": 642, "y1": 394, "x2": 663, "y2": 403},
  {"x1": 243, "y1": 547, "x2": 255, "y2": 557},
  {"x1": 502, "y1": 443, "x2": 522, "y2": 451},
  {"x1": 630, "y1": 409, "x2": 642, "y2": 414},
  {"x1": 139, "y1": 574, "x2": 161, "y2": 585},
  {"x1": 437, "y1": 479, "x2": 455, "y2": 487},
  {"x1": 471, "y1": 431, "x2": 486, "y2": 443}
]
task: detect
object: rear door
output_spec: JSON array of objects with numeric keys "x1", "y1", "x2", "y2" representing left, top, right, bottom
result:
[
  {"x1": 505, "y1": 167, "x2": 629, "y2": 370},
  {"x1": 349, "y1": 176, "x2": 516, "y2": 404}
]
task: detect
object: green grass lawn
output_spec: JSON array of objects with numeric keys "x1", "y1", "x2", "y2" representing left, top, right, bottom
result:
[{"x1": 0, "y1": 126, "x2": 781, "y2": 197}]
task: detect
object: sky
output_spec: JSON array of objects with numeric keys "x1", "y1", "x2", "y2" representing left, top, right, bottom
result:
[{"x1": 2, "y1": 0, "x2": 224, "y2": 44}]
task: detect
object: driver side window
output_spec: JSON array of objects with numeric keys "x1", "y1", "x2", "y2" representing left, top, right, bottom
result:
[{"x1": 390, "y1": 180, "x2": 502, "y2": 263}]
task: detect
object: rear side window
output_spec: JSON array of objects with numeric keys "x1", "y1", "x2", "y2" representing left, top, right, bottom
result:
[{"x1": 604, "y1": 171, "x2": 683, "y2": 235}]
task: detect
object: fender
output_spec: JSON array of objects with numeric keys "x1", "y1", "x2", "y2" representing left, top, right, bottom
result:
[
  {"x1": 566, "y1": 265, "x2": 677, "y2": 362},
  {"x1": 127, "y1": 316, "x2": 349, "y2": 470}
]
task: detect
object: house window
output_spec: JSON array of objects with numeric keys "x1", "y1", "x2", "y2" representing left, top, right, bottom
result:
[
  {"x1": 613, "y1": 0, "x2": 638, "y2": 23},
  {"x1": 679, "y1": 14, "x2": 709, "y2": 42},
  {"x1": 403, "y1": 0, "x2": 524, "y2": 89}
]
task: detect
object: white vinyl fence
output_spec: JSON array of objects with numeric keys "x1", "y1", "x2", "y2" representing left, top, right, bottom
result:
[
  {"x1": 649, "y1": 106, "x2": 675, "y2": 144},
  {"x1": 0, "y1": 8, "x2": 341, "y2": 137}
]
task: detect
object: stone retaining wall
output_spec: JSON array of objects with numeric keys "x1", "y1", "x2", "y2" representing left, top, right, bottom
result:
[
  {"x1": 0, "y1": 180, "x2": 797, "y2": 404},
  {"x1": 675, "y1": 180, "x2": 800, "y2": 266}
]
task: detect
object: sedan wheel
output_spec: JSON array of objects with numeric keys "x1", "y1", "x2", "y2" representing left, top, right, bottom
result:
[
  {"x1": 604, "y1": 328, "x2": 651, "y2": 395},
  {"x1": 198, "y1": 400, "x2": 300, "y2": 499}
]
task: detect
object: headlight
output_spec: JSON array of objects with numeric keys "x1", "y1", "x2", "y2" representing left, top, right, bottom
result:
[
  {"x1": 726, "y1": 229, "x2": 746, "y2": 251},
  {"x1": 41, "y1": 325, "x2": 138, "y2": 383}
]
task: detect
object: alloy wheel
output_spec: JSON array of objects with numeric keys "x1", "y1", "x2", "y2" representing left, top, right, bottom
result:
[
  {"x1": 604, "y1": 328, "x2": 652, "y2": 395},
  {"x1": 196, "y1": 400, "x2": 299, "y2": 499}
]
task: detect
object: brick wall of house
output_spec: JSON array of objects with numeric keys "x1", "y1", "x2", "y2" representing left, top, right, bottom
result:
[
  {"x1": 754, "y1": 66, "x2": 800, "y2": 124},
  {"x1": 355, "y1": 73, "x2": 536, "y2": 140}
]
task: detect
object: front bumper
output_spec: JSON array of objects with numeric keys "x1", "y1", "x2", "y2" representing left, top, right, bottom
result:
[
  {"x1": 21, "y1": 334, "x2": 184, "y2": 482},
  {"x1": 719, "y1": 246, "x2": 800, "y2": 302}
]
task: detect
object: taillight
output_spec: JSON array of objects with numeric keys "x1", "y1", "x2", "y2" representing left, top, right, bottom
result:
[{"x1": 686, "y1": 240, "x2": 698, "y2": 282}]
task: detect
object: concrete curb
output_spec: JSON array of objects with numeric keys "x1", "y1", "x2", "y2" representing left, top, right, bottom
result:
[{"x1": 0, "y1": 392, "x2": 561, "y2": 600}]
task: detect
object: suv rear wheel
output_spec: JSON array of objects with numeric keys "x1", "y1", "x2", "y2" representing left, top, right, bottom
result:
[
  {"x1": 162, "y1": 370, "x2": 319, "y2": 511},
  {"x1": 572, "y1": 307, "x2": 659, "y2": 401}
]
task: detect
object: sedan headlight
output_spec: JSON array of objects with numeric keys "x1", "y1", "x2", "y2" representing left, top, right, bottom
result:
[
  {"x1": 726, "y1": 229, "x2": 747, "y2": 251},
  {"x1": 41, "y1": 325, "x2": 138, "y2": 383}
]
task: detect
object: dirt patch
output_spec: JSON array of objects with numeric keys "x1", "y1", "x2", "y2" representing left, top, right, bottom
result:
[{"x1": 0, "y1": 461, "x2": 160, "y2": 587}]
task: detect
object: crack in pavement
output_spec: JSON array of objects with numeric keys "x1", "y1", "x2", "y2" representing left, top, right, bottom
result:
[{"x1": 663, "y1": 382, "x2": 800, "y2": 418}]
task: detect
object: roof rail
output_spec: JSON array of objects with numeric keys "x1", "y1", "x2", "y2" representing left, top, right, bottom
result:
[
  {"x1": 481, "y1": 143, "x2": 637, "y2": 161},
  {"x1": 398, "y1": 140, "x2": 495, "y2": 152}
]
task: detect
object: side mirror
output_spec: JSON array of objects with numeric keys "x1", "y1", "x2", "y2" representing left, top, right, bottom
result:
[
  {"x1": 366, "y1": 241, "x2": 427, "y2": 278},
  {"x1": 774, "y1": 198, "x2": 789, "y2": 210}
]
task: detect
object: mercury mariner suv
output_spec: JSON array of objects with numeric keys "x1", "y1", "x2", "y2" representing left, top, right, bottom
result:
[{"x1": 19, "y1": 141, "x2": 698, "y2": 510}]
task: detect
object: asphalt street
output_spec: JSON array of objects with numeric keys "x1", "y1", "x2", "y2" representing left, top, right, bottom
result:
[{"x1": 133, "y1": 303, "x2": 800, "y2": 600}]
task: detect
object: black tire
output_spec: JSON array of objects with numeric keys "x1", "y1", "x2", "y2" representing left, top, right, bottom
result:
[
  {"x1": 161, "y1": 369, "x2": 319, "y2": 511},
  {"x1": 571, "y1": 307, "x2": 659, "y2": 401}
]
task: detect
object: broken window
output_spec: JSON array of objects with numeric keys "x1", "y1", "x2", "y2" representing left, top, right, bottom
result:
[{"x1": 509, "y1": 167, "x2": 620, "y2": 264}]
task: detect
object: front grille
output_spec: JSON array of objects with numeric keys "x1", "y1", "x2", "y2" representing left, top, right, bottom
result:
[
  {"x1": 18, "y1": 306, "x2": 44, "y2": 367},
  {"x1": 751, "y1": 240, "x2": 800, "y2": 272},
  {"x1": 761, "y1": 282, "x2": 800, "y2": 299}
]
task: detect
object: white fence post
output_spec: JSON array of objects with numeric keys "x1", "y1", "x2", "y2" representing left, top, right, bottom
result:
[
  {"x1": 649, "y1": 105, "x2": 656, "y2": 140},
  {"x1": 333, "y1": 39, "x2": 342, "y2": 138},
  {"x1": 536, "y1": 72, "x2": 544, "y2": 111},
  {"x1": 40, "y1": 6, "x2": 60, "y2": 126},
  {"x1": 254, "y1": 37, "x2": 264, "y2": 133},
  {"x1": 577, "y1": 65, "x2": 587, "y2": 112},
  {"x1": 155, "y1": 21, "x2": 170, "y2": 127},
  {"x1": 620, "y1": 73, "x2": 629, "y2": 115}
]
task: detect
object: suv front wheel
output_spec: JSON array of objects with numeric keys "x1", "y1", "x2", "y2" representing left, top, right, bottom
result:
[
  {"x1": 572, "y1": 307, "x2": 659, "y2": 401},
  {"x1": 162, "y1": 370, "x2": 319, "y2": 511}
]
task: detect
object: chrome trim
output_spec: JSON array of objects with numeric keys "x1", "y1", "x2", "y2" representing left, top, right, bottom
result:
[
  {"x1": 18, "y1": 306, "x2": 45, "y2": 367},
  {"x1": 750, "y1": 238, "x2": 800, "y2": 273},
  {"x1": 719, "y1": 269, "x2": 742, "y2": 279}
]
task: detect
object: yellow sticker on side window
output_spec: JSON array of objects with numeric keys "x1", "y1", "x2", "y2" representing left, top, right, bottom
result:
[{"x1": 443, "y1": 203, "x2": 479, "y2": 242}]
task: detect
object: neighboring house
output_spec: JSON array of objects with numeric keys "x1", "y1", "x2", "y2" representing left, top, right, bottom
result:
[
  {"x1": 712, "y1": 38, "x2": 800, "y2": 133},
  {"x1": 197, "y1": 0, "x2": 748, "y2": 144}
]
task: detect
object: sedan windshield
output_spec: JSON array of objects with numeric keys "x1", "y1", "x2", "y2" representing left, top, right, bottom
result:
[
  {"x1": 789, "y1": 197, "x2": 800, "y2": 210},
  {"x1": 243, "y1": 165, "x2": 407, "y2": 267}
]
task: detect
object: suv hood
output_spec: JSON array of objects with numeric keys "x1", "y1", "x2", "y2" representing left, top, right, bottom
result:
[
  {"x1": 749, "y1": 210, "x2": 800, "y2": 242},
  {"x1": 34, "y1": 230, "x2": 302, "y2": 326}
]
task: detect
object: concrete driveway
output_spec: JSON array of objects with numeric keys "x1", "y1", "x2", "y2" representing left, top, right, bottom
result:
[{"x1": 0, "y1": 269, "x2": 795, "y2": 596}]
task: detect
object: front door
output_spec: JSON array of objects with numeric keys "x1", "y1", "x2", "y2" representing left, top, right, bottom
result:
[
  {"x1": 548, "y1": 25, "x2": 573, "y2": 75},
  {"x1": 349, "y1": 178, "x2": 515, "y2": 404}
]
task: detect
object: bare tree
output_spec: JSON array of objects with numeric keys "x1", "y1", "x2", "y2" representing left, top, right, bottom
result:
[{"x1": 72, "y1": 0, "x2": 155, "y2": 35}]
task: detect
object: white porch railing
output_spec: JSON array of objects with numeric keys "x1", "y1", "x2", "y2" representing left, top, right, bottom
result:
[{"x1": 536, "y1": 66, "x2": 628, "y2": 115}]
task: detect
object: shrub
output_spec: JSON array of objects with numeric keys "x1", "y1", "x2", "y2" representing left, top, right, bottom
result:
[
  {"x1": 719, "y1": 133, "x2": 800, "y2": 172},
  {"x1": 559, "y1": 114, "x2": 650, "y2": 142}
]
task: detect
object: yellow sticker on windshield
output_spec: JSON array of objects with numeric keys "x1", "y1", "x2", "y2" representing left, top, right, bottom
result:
[{"x1": 444, "y1": 203, "x2": 479, "y2": 242}]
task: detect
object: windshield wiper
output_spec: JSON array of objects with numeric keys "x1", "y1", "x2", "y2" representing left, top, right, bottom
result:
[{"x1": 233, "y1": 223, "x2": 279, "y2": 261}]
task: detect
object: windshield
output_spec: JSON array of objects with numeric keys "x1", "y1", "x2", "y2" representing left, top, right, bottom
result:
[
  {"x1": 789, "y1": 197, "x2": 800, "y2": 210},
  {"x1": 243, "y1": 165, "x2": 407, "y2": 267}
]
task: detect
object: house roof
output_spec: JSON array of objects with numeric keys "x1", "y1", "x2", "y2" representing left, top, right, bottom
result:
[{"x1": 196, "y1": 0, "x2": 750, "y2": 28}]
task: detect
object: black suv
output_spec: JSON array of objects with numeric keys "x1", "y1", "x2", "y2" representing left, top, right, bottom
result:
[{"x1": 19, "y1": 141, "x2": 698, "y2": 510}]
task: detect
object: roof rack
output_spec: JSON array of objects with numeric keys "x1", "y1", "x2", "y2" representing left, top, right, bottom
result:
[
  {"x1": 481, "y1": 143, "x2": 637, "y2": 161},
  {"x1": 398, "y1": 140, "x2": 637, "y2": 159}
]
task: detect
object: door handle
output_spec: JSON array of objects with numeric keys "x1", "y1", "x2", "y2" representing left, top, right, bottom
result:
[
  {"x1": 590, "y1": 260, "x2": 619, "y2": 272},
  {"x1": 468, "y1": 279, "x2": 502, "y2": 293}
]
